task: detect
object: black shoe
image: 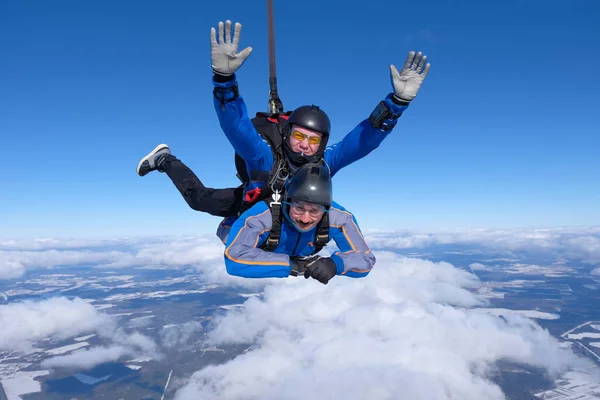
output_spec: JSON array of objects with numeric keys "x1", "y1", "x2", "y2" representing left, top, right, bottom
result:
[{"x1": 136, "y1": 144, "x2": 171, "y2": 176}]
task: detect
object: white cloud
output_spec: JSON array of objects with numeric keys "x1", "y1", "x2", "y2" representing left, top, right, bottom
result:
[
  {"x1": 0, "y1": 249, "x2": 131, "y2": 279},
  {"x1": 109, "y1": 237, "x2": 282, "y2": 290},
  {"x1": 160, "y1": 322, "x2": 205, "y2": 349},
  {"x1": 0, "y1": 295, "x2": 161, "y2": 372},
  {"x1": 40, "y1": 345, "x2": 130, "y2": 369},
  {"x1": 365, "y1": 226, "x2": 600, "y2": 264},
  {"x1": 592, "y1": 268, "x2": 600, "y2": 276},
  {"x1": 173, "y1": 253, "x2": 594, "y2": 400},
  {"x1": 116, "y1": 330, "x2": 159, "y2": 356},
  {"x1": 103, "y1": 236, "x2": 223, "y2": 268},
  {"x1": 6, "y1": 227, "x2": 598, "y2": 283},
  {"x1": 0, "y1": 236, "x2": 161, "y2": 251},
  {"x1": 39, "y1": 327, "x2": 160, "y2": 372},
  {"x1": 0, "y1": 236, "x2": 273, "y2": 290},
  {"x1": 470, "y1": 262, "x2": 490, "y2": 271},
  {"x1": 0, "y1": 297, "x2": 114, "y2": 353},
  {"x1": 0, "y1": 235, "x2": 226, "y2": 280},
  {"x1": 565, "y1": 236, "x2": 600, "y2": 263},
  {"x1": 3, "y1": 230, "x2": 599, "y2": 397},
  {"x1": 40, "y1": 326, "x2": 161, "y2": 371},
  {"x1": 0, "y1": 258, "x2": 25, "y2": 280}
]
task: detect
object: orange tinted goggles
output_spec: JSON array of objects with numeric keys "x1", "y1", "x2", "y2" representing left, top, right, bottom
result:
[{"x1": 291, "y1": 130, "x2": 322, "y2": 145}]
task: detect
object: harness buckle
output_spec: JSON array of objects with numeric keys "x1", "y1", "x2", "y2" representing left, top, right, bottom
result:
[{"x1": 270, "y1": 189, "x2": 282, "y2": 207}]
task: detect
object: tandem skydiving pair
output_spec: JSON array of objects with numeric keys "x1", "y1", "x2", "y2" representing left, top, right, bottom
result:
[{"x1": 136, "y1": 19, "x2": 431, "y2": 284}]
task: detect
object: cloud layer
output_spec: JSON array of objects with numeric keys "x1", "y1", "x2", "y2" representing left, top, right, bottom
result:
[
  {"x1": 0, "y1": 235, "x2": 269, "y2": 289},
  {"x1": 41, "y1": 330, "x2": 160, "y2": 370},
  {"x1": 4, "y1": 227, "x2": 600, "y2": 281},
  {"x1": 173, "y1": 252, "x2": 595, "y2": 400},
  {"x1": 0, "y1": 295, "x2": 160, "y2": 371},
  {"x1": 0, "y1": 297, "x2": 113, "y2": 353},
  {"x1": 364, "y1": 226, "x2": 600, "y2": 263},
  {"x1": 2, "y1": 229, "x2": 599, "y2": 396}
]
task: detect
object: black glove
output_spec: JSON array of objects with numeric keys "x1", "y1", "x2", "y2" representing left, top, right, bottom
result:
[
  {"x1": 289, "y1": 255, "x2": 320, "y2": 277},
  {"x1": 304, "y1": 257, "x2": 337, "y2": 285}
]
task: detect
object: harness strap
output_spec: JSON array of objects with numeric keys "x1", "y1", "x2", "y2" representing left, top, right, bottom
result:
[
  {"x1": 236, "y1": 113, "x2": 292, "y2": 216},
  {"x1": 213, "y1": 84, "x2": 239, "y2": 109},
  {"x1": 312, "y1": 212, "x2": 330, "y2": 255},
  {"x1": 260, "y1": 200, "x2": 282, "y2": 252},
  {"x1": 244, "y1": 188, "x2": 262, "y2": 203}
]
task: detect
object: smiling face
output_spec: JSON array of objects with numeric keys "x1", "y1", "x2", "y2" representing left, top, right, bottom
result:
[
  {"x1": 288, "y1": 200, "x2": 325, "y2": 231},
  {"x1": 288, "y1": 125, "x2": 323, "y2": 156}
]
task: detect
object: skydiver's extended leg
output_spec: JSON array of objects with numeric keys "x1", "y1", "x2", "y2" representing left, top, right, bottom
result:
[
  {"x1": 137, "y1": 144, "x2": 243, "y2": 218},
  {"x1": 162, "y1": 156, "x2": 243, "y2": 217}
]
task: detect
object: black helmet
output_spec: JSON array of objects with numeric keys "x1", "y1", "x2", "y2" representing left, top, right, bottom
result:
[
  {"x1": 287, "y1": 105, "x2": 331, "y2": 135},
  {"x1": 284, "y1": 162, "x2": 332, "y2": 209},
  {"x1": 283, "y1": 105, "x2": 331, "y2": 167}
]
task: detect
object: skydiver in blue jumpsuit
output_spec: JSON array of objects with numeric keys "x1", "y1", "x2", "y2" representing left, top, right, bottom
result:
[{"x1": 136, "y1": 20, "x2": 431, "y2": 231}]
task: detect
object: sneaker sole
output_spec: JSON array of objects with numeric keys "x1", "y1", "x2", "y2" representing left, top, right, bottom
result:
[{"x1": 136, "y1": 143, "x2": 169, "y2": 176}]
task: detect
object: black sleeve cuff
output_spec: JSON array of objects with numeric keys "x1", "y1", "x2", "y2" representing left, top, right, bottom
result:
[
  {"x1": 213, "y1": 73, "x2": 236, "y2": 83},
  {"x1": 391, "y1": 94, "x2": 411, "y2": 106}
]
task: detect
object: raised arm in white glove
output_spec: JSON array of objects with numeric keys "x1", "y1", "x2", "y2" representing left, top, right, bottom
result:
[
  {"x1": 390, "y1": 51, "x2": 431, "y2": 103},
  {"x1": 210, "y1": 20, "x2": 253, "y2": 77}
]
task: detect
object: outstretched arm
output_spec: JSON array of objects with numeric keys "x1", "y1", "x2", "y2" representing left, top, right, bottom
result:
[
  {"x1": 213, "y1": 75, "x2": 273, "y2": 168},
  {"x1": 210, "y1": 20, "x2": 273, "y2": 169},
  {"x1": 223, "y1": 203, "x2": 292, "y2": 278},
  {"x1": 325, "y1": 51, "x2": 431, "y2": 176},
  {"x1": 324, "y1": 94, "x2": 407, "y2": 176}
]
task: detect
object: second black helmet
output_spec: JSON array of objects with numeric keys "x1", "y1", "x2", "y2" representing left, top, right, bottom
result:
[{"x1": 284, "y1": 162, "x2": 332, "y2": 209}]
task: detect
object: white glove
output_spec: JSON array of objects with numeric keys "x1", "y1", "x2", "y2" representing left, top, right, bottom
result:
[
  {"x1": 210, "y1": 20, "x2": 253, "y2": 76},
  {"x1": 390, "y1": 51, "x2": 431, "y2": 102}
]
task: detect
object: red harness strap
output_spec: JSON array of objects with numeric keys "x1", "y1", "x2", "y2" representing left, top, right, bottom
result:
[
  {"x1": 266, "y1": 114, "x2": 289, "y2": 123},
  {"x1": 245, "y1": 188, "x2": 262, "y2": 203}
]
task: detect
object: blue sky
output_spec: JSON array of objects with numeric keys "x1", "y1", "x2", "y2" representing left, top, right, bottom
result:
[{"x1": 1, "y1": 0, "x2": 599, "y2": 238}]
